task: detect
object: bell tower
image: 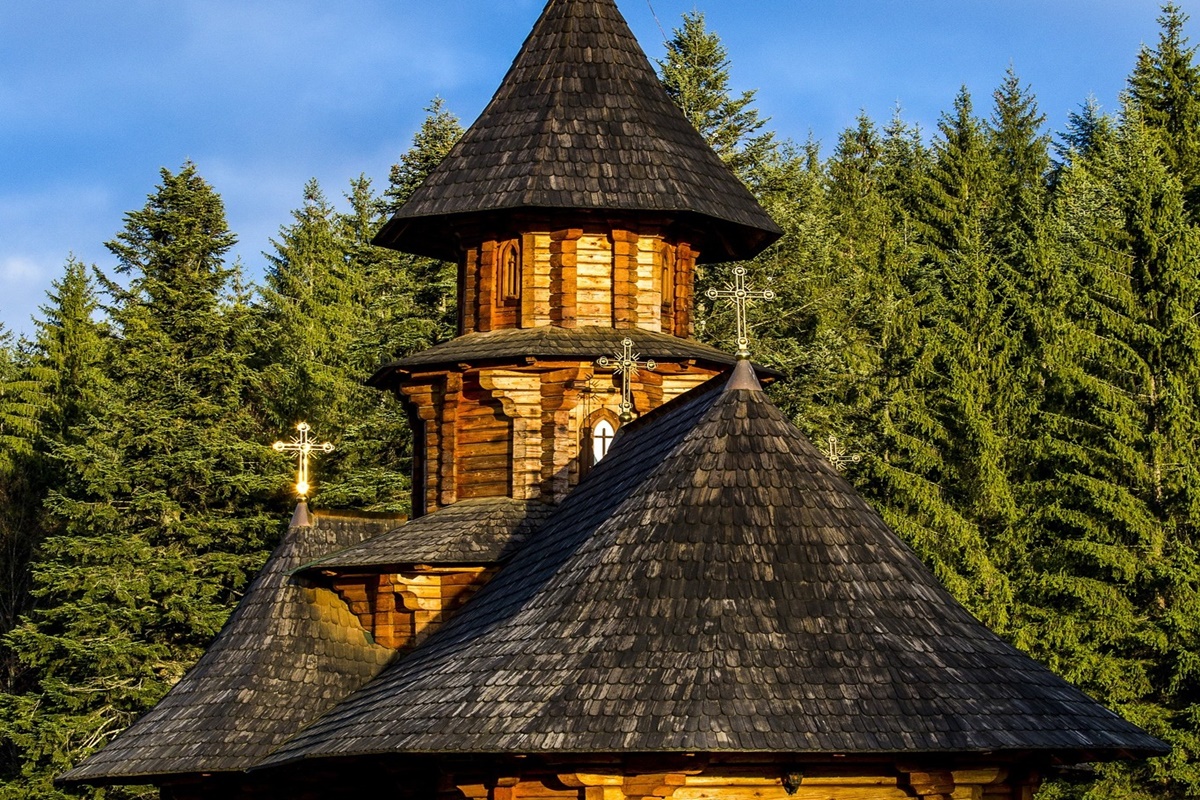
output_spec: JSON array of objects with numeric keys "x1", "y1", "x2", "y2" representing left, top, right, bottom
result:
[{"x1": 370, "y1": 0, "x2": 781, "y2": 515}]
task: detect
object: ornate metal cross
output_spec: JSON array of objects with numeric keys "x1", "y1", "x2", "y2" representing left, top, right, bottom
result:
[
  {"x1": 597, "y1": 338, "x2": 657, "y2": 423},
  {"x1": 823, "y1": 434, "x2": 861, "y2": 472},
  {"x1": 706, "y1": 265, "x2": 776, "y2": 358},
  {"x1": 273, "y1": 422, "x2": 334, "y2": 500}
]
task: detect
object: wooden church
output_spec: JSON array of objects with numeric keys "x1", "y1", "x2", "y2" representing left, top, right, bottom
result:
[{"x1": 61, "y1": 0, "x2": 1168, "y2": 798}]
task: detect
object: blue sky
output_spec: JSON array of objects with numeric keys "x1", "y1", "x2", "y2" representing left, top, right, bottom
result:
[{"x1": 0, "y1": 0, "x2": 1187, "y2": 337}]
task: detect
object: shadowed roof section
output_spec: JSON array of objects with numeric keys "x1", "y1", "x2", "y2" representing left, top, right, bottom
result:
[
  {"x1": 298, "y1": 498, "x2": 555, "y2": 572},
  {"x1": 59, "y1": 510, "x2": 396, "y2": 786},
  {"x1": 260, "y1": 361, "x2": 1168, "y2": 765},
  {"x1": 373, "y1": 0, "x2": 782, "y2": 263}
]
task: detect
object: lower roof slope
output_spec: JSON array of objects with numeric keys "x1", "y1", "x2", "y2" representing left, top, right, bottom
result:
[
  {"x1": 300, "y1": 497, "x2": 554, "y2": 572},
  {"x1": 262, "y1": 362, "x2": 1167, "y2": 766},
  {"x1": 60, "y1": 510, "x2": 396, "y2": 785}
]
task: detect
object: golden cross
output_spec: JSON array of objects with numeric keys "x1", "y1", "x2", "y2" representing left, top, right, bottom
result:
[
  {"x1": 706, "y1": 266, "x2": 776, "y2": 358},
  {"x1": 823, "y1": 434, "x2": 861, "y2": 472},
  {"x1": 597, "y1": 338, "x2": 657, "y2": 423},
  {"x1": 273, "y1": 422, "x2": 334, "y2": 500}
]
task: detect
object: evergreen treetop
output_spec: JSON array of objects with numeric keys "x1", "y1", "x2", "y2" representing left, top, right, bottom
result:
[{"x1": 658, "y1": 11, "x2": 776, "y2": 183}]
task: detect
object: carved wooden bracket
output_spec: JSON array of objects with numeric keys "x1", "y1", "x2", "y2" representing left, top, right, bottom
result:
[{"x1": 898, "y1": 768, "x2": 956, "y2": 799}]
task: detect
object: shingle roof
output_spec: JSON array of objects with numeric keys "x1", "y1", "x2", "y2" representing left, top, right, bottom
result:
[
  {"x1": 299, "y1": 498, "x2": 554, "y2": 572},
  {"x1": 59, "y1": 509, "x2": 396, "y2": 786},
  {"x1": 373, "y1": 0, "x2": 782, "y2": 263},
  {"x1": 261, "y1": 362, "x2": 1168, "y2": 765},
  {"x1": 370, "y1": 325, "x2": 749, "y2": 386}
]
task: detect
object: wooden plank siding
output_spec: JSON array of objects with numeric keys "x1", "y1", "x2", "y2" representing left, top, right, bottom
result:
[{"x1": 550, "y1": 228, "x2": 581, "y2": 328}]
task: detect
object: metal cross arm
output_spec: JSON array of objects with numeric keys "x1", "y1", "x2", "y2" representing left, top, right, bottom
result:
[
  {"x1": 824, "y1": 434, "x2": 861, "y2": 472},
  {"x1": 273, "y1": 422, "x2": 334, "y2": 500},
  {"x1": 597, "y1": 337, "x2": 657, "y2": 423},
  {"x1": 706, "y1": 265, "x2": 776, "y2": 359}
]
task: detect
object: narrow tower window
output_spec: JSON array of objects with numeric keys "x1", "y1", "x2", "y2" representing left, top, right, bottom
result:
[
  {"x1": 499, "y1": 240, "x2": 521, "y2": 303},
  {"x1": 660, "y1": 244, "x2": 676, "y2": 310},
  {"x1": 591, "y1": 419, "x2": 616, "y2": 463}
]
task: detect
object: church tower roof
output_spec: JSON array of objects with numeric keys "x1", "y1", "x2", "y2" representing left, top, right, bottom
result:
[
  {"x1": 260, "y1": 365, "x2": 1167, "y2": 765},
  {"x1": 374, "y1": 0, "x2": 783, "y2": 263}
]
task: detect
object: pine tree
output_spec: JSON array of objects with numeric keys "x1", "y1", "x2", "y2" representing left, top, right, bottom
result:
[
  {"x1": 1055, "y1": 96, "x2": 1112, "y2": 170},
  {"x1": 384, "y1": 99, "x2": 464, "y2": 340},
  {"x1": 384, "y1": 97, "x2": 463, "y2": 214},
  {"x1": 862, "y1": 89, "x2": 1018, "y2": 629},
  {"x1": 2, "y1": 164, "x2": 280, "y2": 799},
  {"x1": 988, "y1": 67, "x2": 1050, "y2": 273},
  {"x1": 0, "y1": 329, "x2": 43, "y2": 687},
  {"x1": 32, "y1": 259, "x2": 109, "y2": 447},
  {"x1": 260, "y1": 179, "x2": 358, "y2": 431},
  {"x1": 258, "y1": 100, "x2": 464, "y2": 512},
  {"x1": 1128, "y1": 3, "x2": 1200, "y2": 215},
  {"x1": 0, "y1": 260, "x2": 108, "y2": 667},
  {"x1": 258, "y1": 177, "x2": 413, "y2": 512},
  {"x1": 658, "y1": 11, "x2": 776, "y2": 183},
  {"x1": 1024, "y1": 109, "x2": 1200, "y2": 799},
  {"x1": 0, "y1": 329, "x2": 38, "y2": 474}
]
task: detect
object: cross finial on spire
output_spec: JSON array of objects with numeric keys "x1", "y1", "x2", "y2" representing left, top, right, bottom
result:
[
  {"x1": 823, "y1": 434, "x2": 861, "y2": 472},
  {"x1": 273, "y1": 423, "x2": 334, "y2": 500},
  {"x1": 706, "y1": 266, "x2": 775, "y2": 359},
  {"x1": 598, "y1": 338, "x2": 657, "y2": 423}
]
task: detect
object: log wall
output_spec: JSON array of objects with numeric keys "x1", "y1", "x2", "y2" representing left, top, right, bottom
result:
[
  {"x1": 399, "y1": 362, "x2": 721, "y2": 509},
  {"x1": 457, "y1": 225, "x2": 698, "y2": 338}
]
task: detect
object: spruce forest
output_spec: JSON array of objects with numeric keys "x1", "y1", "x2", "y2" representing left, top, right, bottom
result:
[{"x1": 2, "y1": 5, "x2": 1200, "y2": 799}]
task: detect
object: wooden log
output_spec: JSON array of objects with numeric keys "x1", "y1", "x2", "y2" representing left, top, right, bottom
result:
[
  {"x1": 611, "y1": 229, "x2": 639, "y2": 328},
  {"x1": 478, "y1": 240, "x2": 496, "y2": 332},
  {"x1": 551, "y1": 229, "x2": 582, "y2": 328},
  {"x1": 462, "y1": 249, "x2": 478, "y2": 334}
]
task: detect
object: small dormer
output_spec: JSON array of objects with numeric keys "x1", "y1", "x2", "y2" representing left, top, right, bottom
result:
[{"x1": 296, "y1": 498, "x2": 551, "y2": 648}]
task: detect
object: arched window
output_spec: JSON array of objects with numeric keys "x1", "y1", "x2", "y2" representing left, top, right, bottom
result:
[
  {"x1": 498, "y1": 240, "x2": 521, "y2": 303},
  {"x1": 591, "y1": 419, "x2": 616, "y2": 463},
  {"x1": 660, "y1": 244, "x2": 676, "y2": 310}
]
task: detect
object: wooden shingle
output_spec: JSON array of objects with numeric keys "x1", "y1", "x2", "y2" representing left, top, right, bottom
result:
[{"x1": 374, "y1": 0, "x2": 782, "y2": 263}]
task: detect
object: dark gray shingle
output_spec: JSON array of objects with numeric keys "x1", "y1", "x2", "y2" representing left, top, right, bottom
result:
[{"x1": 299, "y1": 498, "x2": 554, "y2": 571}]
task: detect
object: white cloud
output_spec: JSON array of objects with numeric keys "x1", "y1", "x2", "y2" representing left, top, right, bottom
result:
[{"x1": 1, "y1": 255, "x2": 43, "y2": 284}]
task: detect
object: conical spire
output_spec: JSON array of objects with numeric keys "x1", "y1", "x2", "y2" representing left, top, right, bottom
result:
[{"x1": 375, "y1": 0, "x2": 782, "y2": 262}]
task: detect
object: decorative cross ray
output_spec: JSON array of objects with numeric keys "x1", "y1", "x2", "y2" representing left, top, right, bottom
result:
[
  {"x1": 273, "y1": 422, "x2": 334, "y2": 500},
  {"x1": 706, "y1": 266, "x2": 776, "y2": 359},
  {"x1": 597, "y1": 338, "x2": 657, "y2": 423},
  {"x1": 823, "y1": 434, "x2": 861, "y2": 472}
]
